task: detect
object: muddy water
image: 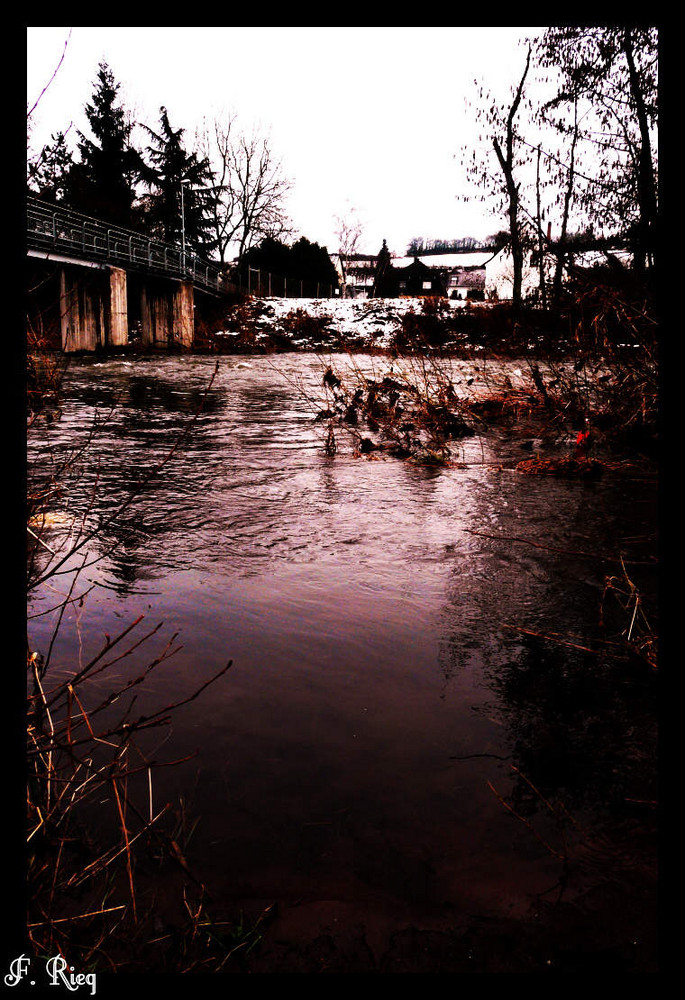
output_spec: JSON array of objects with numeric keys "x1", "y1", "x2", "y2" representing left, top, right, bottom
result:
[{"x1": 27, "y1": 353, "x2": 657, "y2": 970}]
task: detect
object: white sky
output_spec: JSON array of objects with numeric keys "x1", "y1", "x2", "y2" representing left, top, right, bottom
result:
[{"x1": 26, "y1": 26, "x2": 545, "y2": 257}]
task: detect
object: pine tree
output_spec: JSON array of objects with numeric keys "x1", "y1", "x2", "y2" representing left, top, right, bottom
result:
[
  {"x1": 27, "y1": 130, "x2": 74, "y2": 204},
  {"x1": 373, "y1": 239, "x2": 393, "y2": 296},
  {"x1": 141, "y1": 107, "x2": 216, "y2": 256},
  {"x1": 67, "y1": 61, "x2": 143, "y2": 227}
]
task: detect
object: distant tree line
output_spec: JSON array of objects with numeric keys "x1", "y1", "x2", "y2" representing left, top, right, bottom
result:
[
  {"x1": 27, "y1": 60, "x2": 297, "y2": 268},
  {"x1": 406, "y1": 235, "x2": 505, "y2": 256}
]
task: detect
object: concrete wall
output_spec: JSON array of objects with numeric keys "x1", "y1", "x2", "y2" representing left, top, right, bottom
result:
[
  {"x1": 60, "y1": 264, "x2": 194, "y2": 352},
  {"x1": 109, "y1": 267, "x2": 128, "y2": 347},
  {"x1": 60, "y1": 266, "x2": 108, "y2": 352},
  {"x1": 140, "y1": 279, "x2": 194, "y2": 348},
  {"x1": 173, "y1": 281, "x2": 194, "y2": 348}
]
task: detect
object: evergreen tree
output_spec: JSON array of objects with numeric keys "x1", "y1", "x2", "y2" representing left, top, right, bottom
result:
[
  {"x1": 141, "y1": 106, "x2": 216, "y2": 256},
  {"x1": 289, "y1": 237, "x2": 339, "y2": 286},
  {"x1": 67, "y1": 61, "x2": 143, "y2": 227},
  {"x1": 373, "y1": 239, "x2": 393, "y2": 296},
  {"x1": 241, "y1": 236, "x2": 338, "y2": 287},
  {"x1": 27, "y1": 130, "x2": 74, "y2": 204}
]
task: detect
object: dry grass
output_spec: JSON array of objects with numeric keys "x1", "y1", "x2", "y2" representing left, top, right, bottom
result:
[{"x1": 25, "y1": 335, "x2": 236, "y2": 971}]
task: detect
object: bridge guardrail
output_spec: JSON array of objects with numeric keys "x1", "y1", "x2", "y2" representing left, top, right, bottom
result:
[{"x1": 26, "y1": 196, "x2": 229, "y2": 295}]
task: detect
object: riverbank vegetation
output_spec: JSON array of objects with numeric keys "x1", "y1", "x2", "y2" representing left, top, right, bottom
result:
[
  {"x1": 26, "y1": 343, "x2": 247, "y2": 972},
  {"x1": 201, "y1": 251, "x2": 658, "y2": 472}
]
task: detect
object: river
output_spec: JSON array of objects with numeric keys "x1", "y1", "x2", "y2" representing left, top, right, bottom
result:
[{"x1": 26, "y1": 352, "x2": 658, "y2": 972}]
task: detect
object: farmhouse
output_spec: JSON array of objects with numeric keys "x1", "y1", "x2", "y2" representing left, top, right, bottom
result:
[
  {"x1": 484, "y1": 244, "x2": 632, "y2": 301},
  {"x1": 384, "y1": 257, "x2": 445, "y2": 297},
  {"x1": 332, "y1": 253, "x2": 378, "y2": 298},
  {"x1": 384, "y1": 251, "x2": 493, "y2": 301}
]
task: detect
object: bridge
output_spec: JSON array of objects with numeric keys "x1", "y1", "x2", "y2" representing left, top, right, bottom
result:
[{"x1": 27, "y1": 196, "x2": 236, "y2": 352}]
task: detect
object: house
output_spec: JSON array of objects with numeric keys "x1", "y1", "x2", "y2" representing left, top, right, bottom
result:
[
  {"x1": 333, "y1": 246, "x2": 497, "y2": 300},
  {"x1": 335, "y1": 239, "x2": 633, "y2": 304},
  {"x1": 332, "y1": 253, "x2": 378, "y2": 298},
  {"x1": 390, "y1": 251, "x2": 492, "y2": 301},
  {"x1": 334, "y1": 244, "x2": 571, "y2": 302},
  {"x1": 447, "y1": 266, "x2": 486, "y2": 300},
  {"x1": 384, "y1": 257, "x2": 446, "y2": 297},
  {"x1": 484, "y1": 243, "x2": 632, "y2": 302}
]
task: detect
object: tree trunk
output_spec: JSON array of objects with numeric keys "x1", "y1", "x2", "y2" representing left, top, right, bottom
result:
[
  {"x1": 492, "y1": 47, "x2": 531, "y2": 311},
  {"x1": 622, "y1": 28, "x2": 658, "y2": 277},
  {"x1": 552, "y1": 99, "x2": 579, "y2": 310}
]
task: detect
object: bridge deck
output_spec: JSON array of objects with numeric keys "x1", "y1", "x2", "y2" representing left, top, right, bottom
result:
[{"x1": 27, "y1": 196, "x2": 230, "y2": 295}]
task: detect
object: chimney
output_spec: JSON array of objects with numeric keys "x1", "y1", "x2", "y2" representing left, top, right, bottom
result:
[{"x1": 546, "y1": 222, "x2": 552, "y2": 241}]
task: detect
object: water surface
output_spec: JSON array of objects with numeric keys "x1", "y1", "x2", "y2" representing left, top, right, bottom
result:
[{"x1": 27, "y1": 353, "x2": 658, "y2": 967}]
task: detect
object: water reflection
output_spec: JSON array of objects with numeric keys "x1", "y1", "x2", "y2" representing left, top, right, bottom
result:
[{"x1": 435, "y1": 464, "x2": 657, "y2": 825}]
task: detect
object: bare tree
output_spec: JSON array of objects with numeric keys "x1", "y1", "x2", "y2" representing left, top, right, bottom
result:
[
  {"x1": 333, "y1": 205, "x2": 367, "y2": 298},
  {"x1": 459, "y1": 46, "x2": 533, "y2": 310},
  {"x1": 490, "y1": 46, "x2": 532, "y2": 310},
  {"x1": 27, "y1": 29, "x2": 73, "y2": 186},
  {"x1": 333, "y1": 205, "x2": 365, "y2": 256},
  {"x1": 27, "y1": 28, "x2": 72, "y2": 122},
  {"x1": 197, "y1": 116, "x2": 293, "y2": 263},
  {"x1": 534, "y1": 26, "x2": 658, "y2": 275}
]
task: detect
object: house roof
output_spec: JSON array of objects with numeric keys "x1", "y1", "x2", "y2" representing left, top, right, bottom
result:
[
  {"x1": 570, "y1": 249, "x2": 632, "y2": 268},
  {"x1": 391, "y1": 251, "x2": 494, "y2": 269},
  {"x1": 333, "y1": 253, "x2": 378, "y2": 263}
]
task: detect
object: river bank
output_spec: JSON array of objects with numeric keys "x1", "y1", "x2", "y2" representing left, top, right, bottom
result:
[{"x1": 194, "y1": 295, "x2": 576, "y2": 357}]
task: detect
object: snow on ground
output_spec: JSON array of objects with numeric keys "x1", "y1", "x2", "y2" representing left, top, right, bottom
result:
[
  {"x1": 215, "y1": 296, "x2": 471, "y2": 350},
  {"x1": 260, "y1": 296, "x2": 436, "y2": 345}
]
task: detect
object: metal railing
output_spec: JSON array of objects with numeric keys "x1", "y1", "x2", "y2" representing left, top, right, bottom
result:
[
  {"x1": 26, "y1": 196, "x2": 230, "y2": 295},
  {"x1": 237, "y1": 267, "x2": 337, "y2": 299}
]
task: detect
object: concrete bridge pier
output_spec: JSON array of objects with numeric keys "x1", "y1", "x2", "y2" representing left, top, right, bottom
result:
[
  {"x1": 140, "y1": 278, "x2": 195, "y2": 350},
  {"x1": 59, "y1": 265, "x2": 196, "y2": 352},
  {"x1": 60, "y1": 265, "x2": 128, "y2": 353}
]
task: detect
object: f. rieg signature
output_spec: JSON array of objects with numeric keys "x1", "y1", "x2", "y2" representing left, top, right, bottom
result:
[{"x1": 4, "y1": 956, "x2": 96, "y2": 994}]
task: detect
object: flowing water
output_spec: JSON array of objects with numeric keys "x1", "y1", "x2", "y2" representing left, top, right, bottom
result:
[{"x1": 26, "y1": 352, "x2": 658, "y2": 969}]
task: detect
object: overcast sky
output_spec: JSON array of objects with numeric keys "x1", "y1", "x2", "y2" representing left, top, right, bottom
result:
[{"x1": 27, "y1": 26, "x2": 545, "y2": 256}]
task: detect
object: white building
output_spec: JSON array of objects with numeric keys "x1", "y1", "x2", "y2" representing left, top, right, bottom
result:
[
  {"x1": 484, "y1": 244, "x2": 632, "y2": 302},
  {"x1": 331, "y1": 253, "x2": 378, "y2": 298},
  {"x1": 484, "y1": 246, "x2": 547, "y2": 302}
]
